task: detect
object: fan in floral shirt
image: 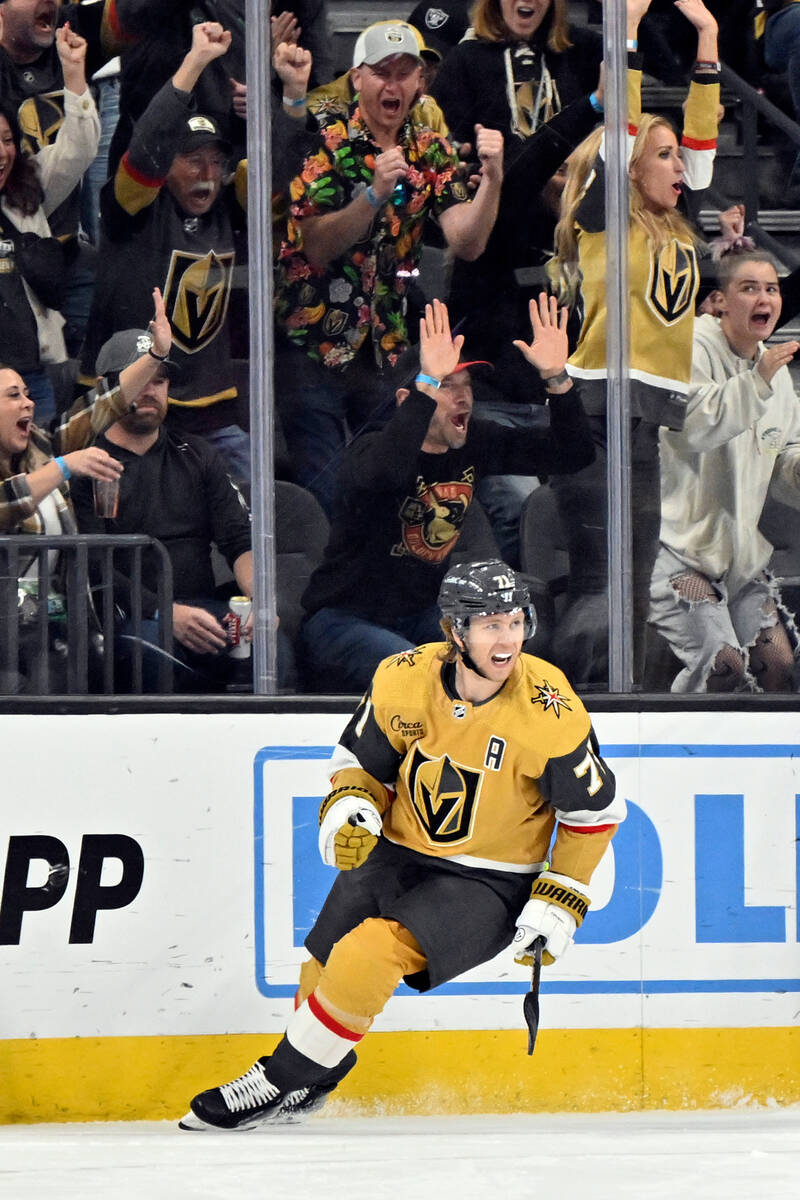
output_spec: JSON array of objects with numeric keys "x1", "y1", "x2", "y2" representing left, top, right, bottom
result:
[{"x1": 275, "y1": 99, "x2": 469, "y2": 371}]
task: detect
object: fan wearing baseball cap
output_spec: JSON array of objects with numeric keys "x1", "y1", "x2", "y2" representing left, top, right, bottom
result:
[
  {"x1": 80, "y1": 21, "x2": 251, "y2": 489},
  {"x1": 273, "y1": 19, "x2": 505, "y2": 516},
  {"x1": 297, "y1": 294, "x2": 593, "y2": 695}
]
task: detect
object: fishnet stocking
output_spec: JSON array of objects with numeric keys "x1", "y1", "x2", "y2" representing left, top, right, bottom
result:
[
  {"x1": 671, "y1": 570, "x2": 718, "y2": 603},
  {"x1": 749, "y1": 601, "x2": 795, "y2": 691},
  {"x1": 707, "y1": 643, "x2": 746, "y2": 692}
]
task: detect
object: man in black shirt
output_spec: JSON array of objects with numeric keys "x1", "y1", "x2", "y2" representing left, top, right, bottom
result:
[
  {"x1": 299, "y1": 295, "x2": 594, "y2": 693},
  {"x1": 71, "y1": 323, "x2": 259, "y2": 691}
]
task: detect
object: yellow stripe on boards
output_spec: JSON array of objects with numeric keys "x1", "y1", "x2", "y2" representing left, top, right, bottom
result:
[{"x1": 2, "y1": 1028, "x2": 798, "y2": 1124}]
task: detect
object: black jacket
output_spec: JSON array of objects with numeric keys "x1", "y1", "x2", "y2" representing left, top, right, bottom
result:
[
  {"x1": 71, "y1": 426, "x2": 251, "y2": 615},
  {"x1": 302, "y1": 385, "x2": 594, "y2": 621}
]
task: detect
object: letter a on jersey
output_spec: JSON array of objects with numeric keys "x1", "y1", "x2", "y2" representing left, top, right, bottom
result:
[
  {"x1": 163, "y1": 249, "x2": 235, "y2": 354},
  {"x1": 406, "y1": 746, "x2": 482, "y2": 844},
  {"x1": 647, "y1": 238, "x2": 698, "y2": 324}
]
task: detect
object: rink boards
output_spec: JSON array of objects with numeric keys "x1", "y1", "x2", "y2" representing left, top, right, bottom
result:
[{"x1": 1, "y1": 708, "x2": 798, "y2": 1121}]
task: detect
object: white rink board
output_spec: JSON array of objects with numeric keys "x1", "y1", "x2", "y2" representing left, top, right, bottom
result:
[{"x1": 1, "y1": 709, "x2": 798, "y2": 1040}]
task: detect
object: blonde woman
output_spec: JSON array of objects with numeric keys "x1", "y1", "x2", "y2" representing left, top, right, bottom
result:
[{"x1": 547, "y1": 0, "x2": 720, "y2": 686}]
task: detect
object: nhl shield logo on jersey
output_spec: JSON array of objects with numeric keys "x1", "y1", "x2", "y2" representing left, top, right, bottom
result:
[
  {"x1": 531, "y1": 681, "x2": 572, "y2": 718},
  {"x1": 646, "y1": 238, "x2": 698, "y2": 325},
  {"x1": 163, "y1": 249, "x2": 235, "y2": 354},
  {"x1": 406, "y1": 745, "x2": 482, "y2": 844}
]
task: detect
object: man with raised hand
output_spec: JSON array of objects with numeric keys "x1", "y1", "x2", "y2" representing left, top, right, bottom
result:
[{"x1": 273, "y1": 20, "x2": 504, "y2": 514}]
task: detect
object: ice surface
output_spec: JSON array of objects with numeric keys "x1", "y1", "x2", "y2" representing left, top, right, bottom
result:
[{"x1": 1, "y1": 1109, "x2": 799, "y2": 1200}]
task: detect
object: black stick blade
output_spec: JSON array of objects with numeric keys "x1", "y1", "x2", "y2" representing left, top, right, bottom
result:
[{"x1": 523, "y1": 936, "x2": 545, "y2": 1056}]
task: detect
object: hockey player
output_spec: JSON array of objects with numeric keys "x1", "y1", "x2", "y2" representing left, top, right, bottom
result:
[{"x1": 180, "y1": 560, "x2": 624, "y2": 1131}]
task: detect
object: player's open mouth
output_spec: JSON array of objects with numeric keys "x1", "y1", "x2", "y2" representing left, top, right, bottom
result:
[
  {"x1": 517, "y1": 6, "x2": 537, "y2": 18},
  {"x1": 382, "y1": 98, "x2": 401, "y2": 113},
  {"x1": 491, "y1": 653, "x2": 512, "y2": 665},
  {"x1": 16, "y1": 417, "x2": 32, "y2": 433},
  {"x1": 752, "y1": 312, "x2": 771, "y2": 326},
  {"x1": 672, "y1": 183, "x2": 682, "y2": 194},
  {"x1": 451, "y1": 412, "x2": 469, "y2": 432}
]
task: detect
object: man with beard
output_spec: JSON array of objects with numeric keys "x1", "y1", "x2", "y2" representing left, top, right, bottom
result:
[
  {"x1": 298, "y1": 294, "x2": 594, "y2": 694},
  {"x1": 70, "y1": 321, "x2": 265, "y2": 692},
  {"x1": 80, "y1": 20, "x2": 252, "y2": 486}
]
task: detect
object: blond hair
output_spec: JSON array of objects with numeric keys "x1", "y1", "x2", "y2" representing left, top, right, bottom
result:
[
  {"x1": 551, "y1": 115, "x2": 698, "y2": 303},
  {"x1": 470, "y1": 0, "x2": 572, "y2": 52}
]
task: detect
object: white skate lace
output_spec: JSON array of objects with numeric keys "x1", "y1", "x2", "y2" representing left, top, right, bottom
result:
[
  {"x1": 219, "y1": 1061, "x2": 280, "y2": 1113},
  {"x1": 281, "y1": 1088, "x2": 310, "y2": 1110}
]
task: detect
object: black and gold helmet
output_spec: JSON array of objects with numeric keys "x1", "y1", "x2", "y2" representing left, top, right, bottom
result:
[{"x1": 438, "y1": 559, "x2": 536, "y2": 640}]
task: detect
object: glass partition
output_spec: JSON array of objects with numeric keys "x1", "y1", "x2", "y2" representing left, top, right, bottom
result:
[{"x1": 2, "y1": 1, "x2": 798, "y2": 700}]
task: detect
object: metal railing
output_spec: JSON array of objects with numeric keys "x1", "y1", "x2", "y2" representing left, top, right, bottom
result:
[
  {"x1": 719, "y1": 63, "x2": 800, "y2": 221},
  {"x1": 0, "y1": 535, "x2": 173, "y2": 695}
]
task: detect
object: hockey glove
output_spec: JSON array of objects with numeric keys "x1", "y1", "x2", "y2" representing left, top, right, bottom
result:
[
  {"x1": 318, "y1": 789, "x2": 383, "y2": 870},
  {"x1": 513, "y1": 872, "x2": 590, "y2": 967}
]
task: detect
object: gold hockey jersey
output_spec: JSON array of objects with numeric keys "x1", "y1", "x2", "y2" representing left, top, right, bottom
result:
[
  {"x1": 567, "y1": 57, "x2": 720, "y2": 430},
  {"x1": 328, "y1": 643, "x2": 624, "y2": 887}
]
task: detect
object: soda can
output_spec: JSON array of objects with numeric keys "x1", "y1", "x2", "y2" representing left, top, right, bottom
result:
[{"x1": 226, "y1": 595, "x2": 252, "y2": 658}]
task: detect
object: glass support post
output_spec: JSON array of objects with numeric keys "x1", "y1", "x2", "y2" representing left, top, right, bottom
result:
[
  {"x1": 246, "y1": 0, "x2": 278, "y2": 694},
  {"x1": 603, "y1": 0, "x2": 634, "y2": 692}
]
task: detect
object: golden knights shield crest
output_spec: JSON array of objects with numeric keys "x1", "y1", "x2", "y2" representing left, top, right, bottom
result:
[
  {"x1": 405, "y1": 745, "x2": 483, "y2": 844},
  {"x1": 162, "y1": 249, "x2": 235, "y2": 354},
  {"x1": 646, "y1": 238, "x2": 698, "y2": 325}
]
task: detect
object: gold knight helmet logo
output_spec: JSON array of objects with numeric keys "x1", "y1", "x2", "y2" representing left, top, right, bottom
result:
[
  {"x1": 163, "y1": 249, "x2": 235, "y2": 354},
  {"x1": 647, "y1": 238, "x2": 698, "y2": 324},
  {"x1": 17, "y1": 92, "x2": 64, "y2": 156},
  {"x1": 405, "y1": 745, "x2": 482, "y2": 844}
]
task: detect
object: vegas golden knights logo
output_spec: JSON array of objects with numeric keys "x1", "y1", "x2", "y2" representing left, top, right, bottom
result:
[
  {"x1": 405, "y1": 745, "x2": 482, "y2": 844},
  {"x1": 647, "y1": 238, "x2": 698, "y2": 325},
  {"x1": 18, "y1": 92, "x2": 64, "y2": 157},
  {"x1": 163, "y1": 249, "x2": 235, "y2": 354}
]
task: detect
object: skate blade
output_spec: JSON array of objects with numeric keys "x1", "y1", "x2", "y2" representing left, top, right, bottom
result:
[
  {"x1": 177, "y1": 1109, "x2": 298, "y2": 1132},
  {"x1": 178, "y1": 1110, "x2": 217, "y2": 1131}
]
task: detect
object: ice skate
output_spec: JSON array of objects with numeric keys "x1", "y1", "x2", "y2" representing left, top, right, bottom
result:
[
  {"x1": 275, "y1": 1050, "x2": 357, "y2": 1121},
  {"x1": 179, "y1": 1056, "x2": 292, "y2": 1131},
  {"x1": 178, "y1": 1050, "x2": 357, "y2": 1131}
]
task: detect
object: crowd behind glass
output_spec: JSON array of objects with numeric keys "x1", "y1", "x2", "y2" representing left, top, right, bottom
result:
[{"x1": 1, "y1": 0, "x2": 798, "y2": 698}]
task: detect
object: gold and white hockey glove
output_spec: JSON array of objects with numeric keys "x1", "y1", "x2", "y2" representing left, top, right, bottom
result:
[
  {"x1": 513, "y1": 872, "x2": 590, "y2": 966},
  {"x1": 318, "y1": 788, "x2": 383, "y2": 871}
]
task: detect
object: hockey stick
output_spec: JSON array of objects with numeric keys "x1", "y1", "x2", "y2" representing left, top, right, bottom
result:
[{"x1": 523, "y1": 936, "x2": 546, "y2": 1056}]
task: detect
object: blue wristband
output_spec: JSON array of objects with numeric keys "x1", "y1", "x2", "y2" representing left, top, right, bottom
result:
[
  {"x1": 589, "y1": 91, "x2": 604, "y2": 114},
  {"x1": 415, "y1": 373, "x2": 442, "y2": 390},
  {"x1": 365, "y1": 184, "x2": 383, "y2": 208},
  {"x1": 626, "y1": 38, "x2": 638, "y2": 51},
  {"x1": 54, "y1": 455, "x2": 71, "y2": 481},
  {"x1": 281, "y1": 94, "x2": 307, "y2": 108}
]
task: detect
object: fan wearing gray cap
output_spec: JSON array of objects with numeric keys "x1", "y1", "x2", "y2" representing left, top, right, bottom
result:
[
  {"x1": 81, "y1": 21, "x2": 251, "y2": 489},
  {"x1": 70, "y1": 303, "x2": 270, "y2": 693},
  {"x1": 273, "y1": 18, "x2": 505, "y2": 515}
]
